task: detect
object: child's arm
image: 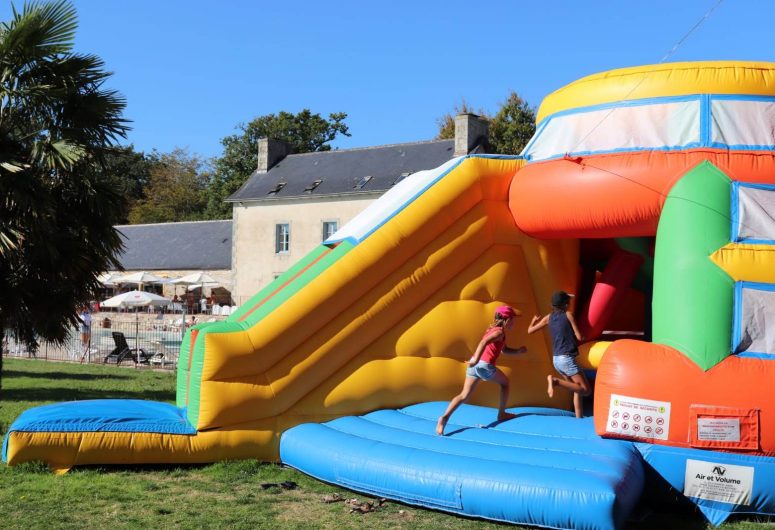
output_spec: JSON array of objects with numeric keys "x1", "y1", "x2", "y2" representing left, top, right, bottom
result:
[
  {"x1": 527, "y1": 314, "x2": 549, "y2": 334},
  {"x1": 566, "y1": 311, "x2": 584, "y2": 342},
  {"x1": 503, "y1": 345, "x2": 528, "y2": 355}
]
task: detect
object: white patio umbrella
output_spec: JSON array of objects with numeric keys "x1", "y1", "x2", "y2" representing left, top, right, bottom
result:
[
  {"x1": 97, "y1": 272, "x2": 122, "y2": 286},
  {"x1": 101, "y1": 290, "x2": 171, "y2": 308},
  {"x1": 170, "y1": 272, "x2": 221, "y2": 314},
  {"x1": 113, "y1": 271, "x2": 166, "y2": 291},
  {"x1": 170, "y1": 272, "x2": 220, "y2": 286},
  {"x1": 101, "y1": 290, "x2": 171, "y2": 352}
]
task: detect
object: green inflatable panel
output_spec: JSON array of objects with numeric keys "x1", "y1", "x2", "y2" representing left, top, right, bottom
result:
[{"x1": 652, "y1": 161, "x2": 733, "y2": 371}]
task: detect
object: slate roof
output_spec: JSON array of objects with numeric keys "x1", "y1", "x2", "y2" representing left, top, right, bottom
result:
[
  {"x1": 115, "y1": 220, "x2": 231, "y2": 271},
  {"x1": 228, "y1": 139, "x2": 456, "y2": 202}
]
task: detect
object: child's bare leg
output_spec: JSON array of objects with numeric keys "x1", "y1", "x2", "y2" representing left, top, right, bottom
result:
[
  {"x1": 547, "y1": 375, "x2": 555, "y2": 397},
  {"x1": 437, "y1": 377, "x2": 479, "y2": 435},
  {"x1": 491, "y1": 370, "x2": 516, "y2": 421},
  {"x1": 573, "y1": 390, "x2": 583, "y2": 419},
  {"x1": 551, "y1": 372, "x2": 591, "y2": 396}
]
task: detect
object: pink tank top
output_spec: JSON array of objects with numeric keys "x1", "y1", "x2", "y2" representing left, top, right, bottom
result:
[{"x1": 479, "y1": 328, "x2": 505, "y2": 365}]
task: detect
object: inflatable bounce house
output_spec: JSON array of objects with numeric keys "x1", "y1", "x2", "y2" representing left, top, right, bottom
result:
[{"x1": 5, "y1": 61, "x2": 775, "y2": 529}]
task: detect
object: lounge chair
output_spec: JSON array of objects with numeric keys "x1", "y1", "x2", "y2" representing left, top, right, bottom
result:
[
  {"x1": 148, "y1": 340, "x2": 179, "y2": 369},
  {"x1": 103, "y1": 331, "x2": 151, "y2": 365}
]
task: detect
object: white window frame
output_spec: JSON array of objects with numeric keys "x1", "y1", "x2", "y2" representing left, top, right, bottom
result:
[
  {"x1": 322, "y1": 220, "x2": 339, "y2": 242},
  {"x1": 275, "y1": 223, "x2": 290, "y2": 254}
]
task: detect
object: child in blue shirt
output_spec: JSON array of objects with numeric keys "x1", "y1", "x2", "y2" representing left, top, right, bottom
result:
[{"x1": 527, "y1": 290, "x2": 591, "y2": 418}]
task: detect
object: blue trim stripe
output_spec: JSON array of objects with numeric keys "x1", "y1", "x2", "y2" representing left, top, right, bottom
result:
[
  {"x1": 731, "y1": 181, "x2": 742, "y2": 243},
  {"x1": 710, "y1": 94, "x2": 775, "y2": 102},
  {"x1": 733, "y1": 281, "x2": 775, "y2": 358},
  {"x1": 526, "y1": 143, "x2": 705, "y2": 162},
  {"x1": 736, "y1": 182, "x2": 775, "y2": 191},
  {"x1": 700, "y1": 94, "x2": 711, "y2": 146},
  {"x1": 732, "y1": 281, "x2": 743, "y2": 353}
]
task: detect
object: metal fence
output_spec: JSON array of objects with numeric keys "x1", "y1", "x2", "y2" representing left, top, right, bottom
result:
[{"x1": 1, "y1": 314, "x2": 211, "y2": 370}]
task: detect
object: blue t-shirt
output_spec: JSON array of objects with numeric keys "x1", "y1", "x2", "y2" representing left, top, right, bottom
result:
[{"x1": 549, "y1": 311, "x2": 578, "y2": 356}]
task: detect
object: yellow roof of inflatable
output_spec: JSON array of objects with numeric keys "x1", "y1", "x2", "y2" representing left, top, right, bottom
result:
[{"x1": 537, "y1": 61, "x2": 775, "y2": 123}]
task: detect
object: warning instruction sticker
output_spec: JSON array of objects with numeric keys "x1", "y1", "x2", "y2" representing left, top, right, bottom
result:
[
  {"x1": 684, "y1": 459, "x2": 754, "y2": 505},
  {"x1": 606, "y1": 394, "x2": 671, "y2": 441},
  {"x1": 697, "y1": 418, "x2": 741, "y2": 442}
]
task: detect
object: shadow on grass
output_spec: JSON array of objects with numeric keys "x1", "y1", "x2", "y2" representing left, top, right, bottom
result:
[
  {"x1": 1, "y1": 388, "x2": 175, "y2": 403},
  {"x1": 3, "y1": 370, "x2": 135, "y2": 381}
]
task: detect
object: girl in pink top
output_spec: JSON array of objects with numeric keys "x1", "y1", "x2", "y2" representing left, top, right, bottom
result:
[{"x1": 436, "y1": 306, "x2": 528, "y2": 436}]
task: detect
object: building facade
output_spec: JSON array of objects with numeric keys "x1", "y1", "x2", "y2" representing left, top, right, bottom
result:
[{"x1": 227, "y1": 114, "x2": 489, "y2": 302}]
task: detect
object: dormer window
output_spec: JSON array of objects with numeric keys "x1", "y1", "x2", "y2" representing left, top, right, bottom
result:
[
  {"x1": 354, "y1": 175, "x2": 373, "y2": 189},
  {"x1": 392, "y1": 172, "x2": 412, "y2": 186},
  {"x1": 267, "y1": 182, "x2": 286, "y2": 196},
  {"x1": 304, "y1": 179, "x2": 323, "y2": 193}
]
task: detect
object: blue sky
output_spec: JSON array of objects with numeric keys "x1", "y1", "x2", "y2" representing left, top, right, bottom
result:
[{"x1": 3, "y1": 0, "x2": 774, "y2": 159}]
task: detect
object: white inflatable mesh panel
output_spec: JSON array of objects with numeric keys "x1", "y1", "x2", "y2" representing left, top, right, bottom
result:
[
  {"x1": 736, "y1": 185, "x2": 775, "y2": 242},
  {"x1": 325, "y1": 157, "x2": 461, "y2": 244},
  {"x1": 737, "y1": 286, "x2": 775, "y2": 355},
  {"x1": 712, "y1": 100, "x2": 775, "y2": 147},
  {"x1": 524, "y1": 100, "x2": 700, "y2": 161}
]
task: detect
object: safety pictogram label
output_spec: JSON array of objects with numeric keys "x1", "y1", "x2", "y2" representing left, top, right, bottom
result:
[{"x1": 606, "y1": 394, "x2": 671, "y2": 441}]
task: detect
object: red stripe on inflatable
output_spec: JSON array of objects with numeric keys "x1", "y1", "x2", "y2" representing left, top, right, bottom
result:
[
  {"x1": 184, "y1": 329, "x2": 199, "y2": 407},
  {"x1": 237, "y1": 247, "x2": 333, "y2": 322}
]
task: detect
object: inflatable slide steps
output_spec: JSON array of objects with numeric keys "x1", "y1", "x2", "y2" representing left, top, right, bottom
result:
[{"x1": 280, "y1": 402, "x2": 645, "y2": 530}]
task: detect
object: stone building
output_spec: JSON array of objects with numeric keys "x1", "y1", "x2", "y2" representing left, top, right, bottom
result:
[{"x1": 227, "y1": 114, "x2": 489, "y2": 302}]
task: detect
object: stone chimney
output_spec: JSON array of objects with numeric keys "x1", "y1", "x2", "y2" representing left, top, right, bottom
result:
[
  {"x1": 257, "y1": 138, "x2": 292, "y2": 173},
  {"x1": 454, "y1": 113, "x2": 489, "y2": 156}
]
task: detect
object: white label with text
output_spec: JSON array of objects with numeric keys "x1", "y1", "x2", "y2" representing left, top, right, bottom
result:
[
  {"x1": 606, "y1": 394, "x2": 671, "y2": 441},
  {"x1": 684, "y1": 459, "x2": 754, "y2": 505},
  {"x1": 697, "y1": 418, "x2": 741, "y2": 442}
]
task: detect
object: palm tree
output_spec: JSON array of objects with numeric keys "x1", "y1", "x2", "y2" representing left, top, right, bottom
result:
[{"x1": 0, "y1": 0, "x2": 129, "y2": 387}]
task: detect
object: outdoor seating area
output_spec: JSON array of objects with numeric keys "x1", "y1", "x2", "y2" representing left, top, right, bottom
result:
[{"x1": 1, "y1": 307, "x2": 220, "y2": 370}]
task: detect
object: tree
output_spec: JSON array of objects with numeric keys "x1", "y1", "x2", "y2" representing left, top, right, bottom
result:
[
  {"x1": 488, "y1": 91, "x2": 537, "y2": 155},
  {"x1": 99, "y1": 145, "x2": 155, "y2": 223},
  {"x1": 205, "y1": 109, "x2": 350, "y2": 218},
  {"x1": 435, "y1": 92, "x2": 536, "y2": 155},
  {"x1": 0, "y1": 0, "x2": 129, "y2": 387},
  {"x1": 128, "y1": 149, "x2": 210, "y2": 224}
]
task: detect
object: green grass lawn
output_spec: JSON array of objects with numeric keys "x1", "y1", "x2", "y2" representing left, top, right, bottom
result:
[{"x1": 0, "y1": 358, "x2": 771, "y2": 530}]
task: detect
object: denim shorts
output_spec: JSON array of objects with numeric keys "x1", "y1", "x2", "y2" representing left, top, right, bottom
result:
[
  {"x1": 553, "y1": 354, "x2": 580, "y2": 378},
  {"x1": 466, "y1": 361, "x2": 496, "y2": 381}
]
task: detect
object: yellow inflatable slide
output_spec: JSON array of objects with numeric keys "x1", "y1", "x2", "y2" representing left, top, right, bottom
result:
[{"x1": 4, "y1": 155, "x2": 576, "y2": 470}]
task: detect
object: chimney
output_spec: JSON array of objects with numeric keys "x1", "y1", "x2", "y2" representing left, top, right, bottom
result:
[
  {"x1": 257, "y1": 138, "x2": 291, "y2": 173},
  {"x1": 454, "y1": 113, "x2": 489, "y2": 156}
]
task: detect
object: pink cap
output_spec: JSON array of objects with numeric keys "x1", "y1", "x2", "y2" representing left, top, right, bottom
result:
[{"x1": 496, "y1": 305, "x2": 520, "y2": 318}]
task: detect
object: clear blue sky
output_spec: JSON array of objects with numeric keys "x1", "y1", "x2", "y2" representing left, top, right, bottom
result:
[{"x1": 3, "y1": 0, "x2": 774, "y2": 160}]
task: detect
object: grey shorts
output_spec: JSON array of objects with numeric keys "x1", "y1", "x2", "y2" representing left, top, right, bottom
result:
[
  {"x1": 553, "y1": 354, "x2": 580, "y2": 378},
  {"x1": 466, "y1": 361, "x2": 496, "y2": 381}
]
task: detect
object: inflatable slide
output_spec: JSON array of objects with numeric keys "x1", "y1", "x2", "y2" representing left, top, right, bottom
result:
[{"x1": 6, "y1": 61, "x2": 775, "y2": 529}]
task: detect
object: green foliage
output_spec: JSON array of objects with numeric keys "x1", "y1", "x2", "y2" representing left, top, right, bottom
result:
[
  {"x1": 435, "y1": 92, "x2": 536, "y2": 155},
  {"x1": 488, "y1": 91, "x2": 537, "y2": 155},
  {"x1": 128, "y1": 148, "x2": 211, "y2": 224},
  {"x1": 0, "y1": 0, "x2": 129, "y2": 385},
  {"x1": 98, "y1": 145, "x2": 156, "y2": 223},
  {"x1": 205, "y1": 109, "x2": 350, "y2": 218}
]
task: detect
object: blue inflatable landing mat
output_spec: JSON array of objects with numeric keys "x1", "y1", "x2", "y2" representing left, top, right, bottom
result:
[{"x1": 280, "y1": 402, "x2": 644, "y2": 530}]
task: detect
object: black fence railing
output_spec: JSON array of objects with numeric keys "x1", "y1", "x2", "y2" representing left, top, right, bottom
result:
[{"x1": 2, "y1": 313, "x2": 227, "y2": 370}]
